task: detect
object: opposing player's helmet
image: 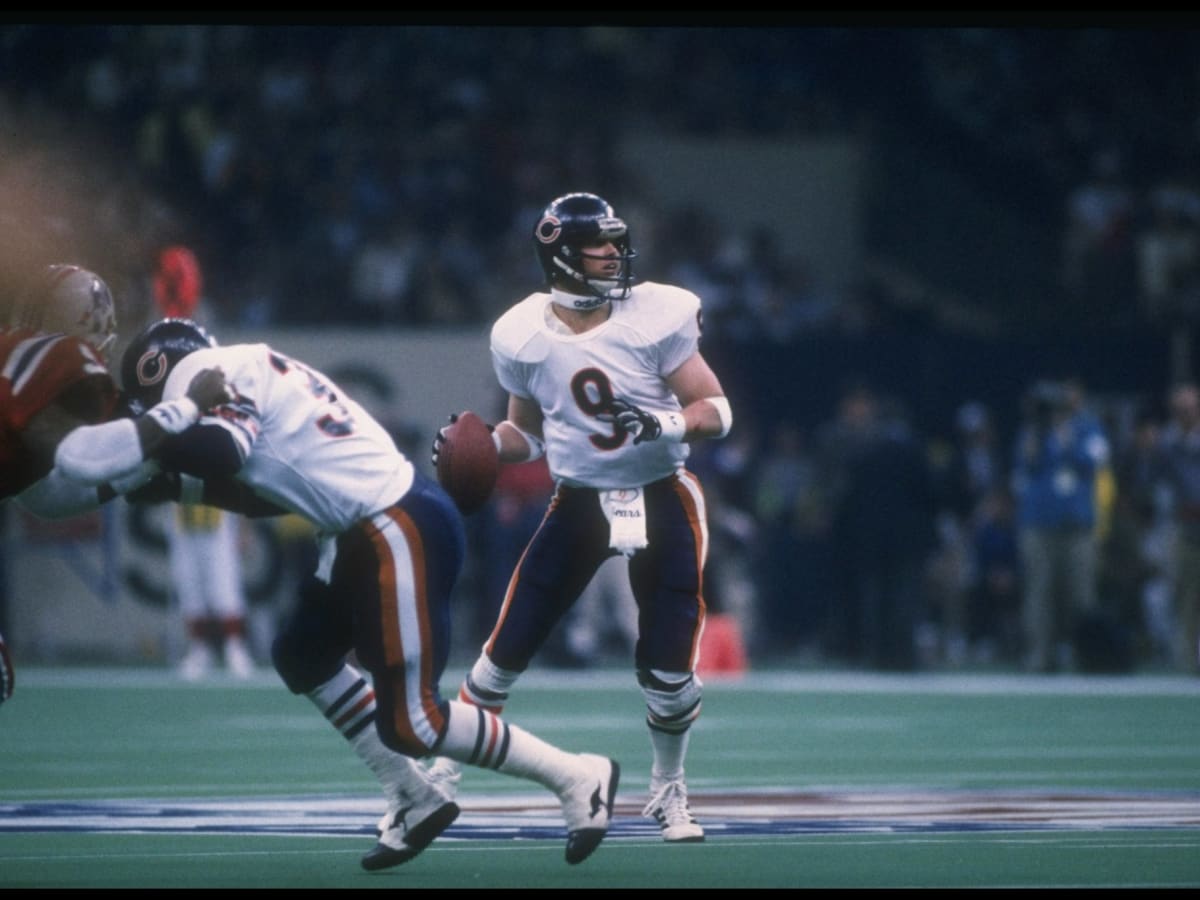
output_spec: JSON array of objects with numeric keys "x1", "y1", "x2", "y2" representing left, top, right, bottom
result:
[
  {"x1": 120, "y1": 317, "x2": 215, "y2": 414},
  {"x1": 533, "y1": 192, "x2": 637, "y2": 305},
  {"x1": 12, "y1": 265, "x2": 118, "y2": 360}
]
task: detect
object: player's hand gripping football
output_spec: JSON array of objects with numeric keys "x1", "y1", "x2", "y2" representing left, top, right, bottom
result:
[
  {"x1": 598, "y1": 397, "x2": 663, "y2": 444},
  {"x1": 432, "y1": 413, "x2": 495, "y2": 468},
  {"x1": 431, "y1": 414, "x2": 458, "y2": 468}
]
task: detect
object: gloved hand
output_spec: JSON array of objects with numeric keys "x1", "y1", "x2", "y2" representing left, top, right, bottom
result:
[
  {"x1": 431, "y1": 413, "x2": 457, "y2": 468},
  {"x1": 599, "y1": 397, "x2": 663, "y2": 444},
  {"x1": 186, "y1": 368, "x2": 235, "y2": 413}
]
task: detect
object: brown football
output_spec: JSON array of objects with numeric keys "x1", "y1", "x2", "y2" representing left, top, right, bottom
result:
[{"x1": 436, "y1": 410, "x2": 500, "y2": 514}]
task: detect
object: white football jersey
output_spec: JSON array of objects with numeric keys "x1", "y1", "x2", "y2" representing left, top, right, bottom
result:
[
  {"x1": 491, "y1": 281, "x2": 701, "y2": 489},
  {"x1": 163, "y1": 344, "x2": 413, "y2": 533}
]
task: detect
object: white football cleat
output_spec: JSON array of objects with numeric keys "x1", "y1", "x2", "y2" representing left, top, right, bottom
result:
[
  {"x1": 178, "y1": 643, "x2": 214, "y2": 682},
  {"x1": 424, "y1": 756, "x2": 463, "y2": 796},
  {"x1": 362, "y1": 773, "x2": 460, "y2": 871},
  {"x1": 559, "y1": 753, "x2": 620, "y2": 865},
  {"x1": 373, "y1": 757, "x2": 463, "y2": 837},
  {"x1": 223, "y1": 638, "x2": 255, "y2": 679},
  {"x1": 643, "y1": 779, "x2": 705, "y2": 843}
]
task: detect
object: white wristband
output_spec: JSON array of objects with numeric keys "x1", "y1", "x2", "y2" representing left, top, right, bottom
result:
[
  {"x1": 514, "y1": 425, "x2": 545, "y2": 461},
  {"x1": 146, "y1": 397, "x2": 201, "y2": 435},
  {"x1": 497, "y1": 422, "x2": 545, "y2": 461},
  {"x1": 705, "y1": 396, "x2": 733, "y2": 438},
  {"x1": 653, "y1": 410, "x2": 687, "y2": 443}
]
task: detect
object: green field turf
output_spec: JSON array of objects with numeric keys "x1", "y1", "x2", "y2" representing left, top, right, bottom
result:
[{"x1": 2, "y1": 666, "x2": 1198, "y2": 888}]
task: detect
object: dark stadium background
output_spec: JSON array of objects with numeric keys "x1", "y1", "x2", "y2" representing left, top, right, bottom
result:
[{"x1": 1, "y1": 24, "x2": 1198, "y2": 674}]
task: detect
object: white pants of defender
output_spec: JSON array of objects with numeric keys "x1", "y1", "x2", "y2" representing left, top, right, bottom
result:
[{"x1": 169, "y1": 505, "x2": 246, "y2": 622}]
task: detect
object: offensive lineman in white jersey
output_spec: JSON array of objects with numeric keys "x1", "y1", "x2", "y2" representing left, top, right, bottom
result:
[
  {"x1": 432, "y1": 192, "x2": 733, "y2": 843},
  {"x1": 51, "y1": 318, "x2": 619, "y2": 871}
]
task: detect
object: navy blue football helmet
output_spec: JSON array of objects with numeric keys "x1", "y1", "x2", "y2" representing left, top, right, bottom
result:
[
  {"x1": 533, "y1": 192, "x2": 637, "y2": 304},
  {"x1": 120, "y1": 317, "x2": 215, "y2": 414}
]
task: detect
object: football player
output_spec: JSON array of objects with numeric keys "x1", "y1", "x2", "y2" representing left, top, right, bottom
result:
[
  {"x1": 2, "y1": 265, "x2": 127, "y2": 706},
  {"x1": 3, "y1": 265, "x2": 121, "y2": 514},
  {"x1": 50, "y1": 318, "x2": 620, "y2": 870},
  {"x1": 431, "y1": 192, "x2": 733, "y2": 843},
  {"x1": 1, "y1": 265, "x2": 233, "y2": 703}
]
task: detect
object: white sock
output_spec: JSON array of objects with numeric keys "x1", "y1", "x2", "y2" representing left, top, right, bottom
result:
[
  {"x1": 458, "y1": 653, "x2": 521, "y2": 712},
  {"x1": 437, "y1": 699, "x2": 580, "y2": 794},
  {"x1": 434, "y1": 654, "x2": 524, "y2": 779},
  {"x1": 306, "y1": 663, "x2": 423, "y2": 796},
  {"x1": 649, "y1": 727, "x2": 691, "y2": 786}
]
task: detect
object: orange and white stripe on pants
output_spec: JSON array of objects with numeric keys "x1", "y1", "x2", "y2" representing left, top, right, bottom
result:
[{"x1": 366, "y1": 507, "x2": 444, "y2": 752}]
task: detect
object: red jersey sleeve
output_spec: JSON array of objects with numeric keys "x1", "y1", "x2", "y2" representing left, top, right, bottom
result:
[{"x1": 1, "y1": 329, "x2": 118, "y2": 497}]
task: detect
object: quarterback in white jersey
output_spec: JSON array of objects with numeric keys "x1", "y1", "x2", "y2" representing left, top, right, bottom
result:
[
  {"x1": 434, "y1": 192, "x2": 733, "y2": 844},
  {"x1": 52, "y1": 318, "x2": 620, "y2": 872},
  {"x1": 491, "y1": 279, "x2": 701, "y2": 489}
]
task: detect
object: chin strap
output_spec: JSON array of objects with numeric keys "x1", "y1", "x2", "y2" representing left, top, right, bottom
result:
[{"x1": 550, "y1": 286, "x2": 609, "y2": 311}]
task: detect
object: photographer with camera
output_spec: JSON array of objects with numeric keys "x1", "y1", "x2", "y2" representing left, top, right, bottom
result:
[{"x1": 1012, "y1": 378, "x2": 1112, "y2": 672}]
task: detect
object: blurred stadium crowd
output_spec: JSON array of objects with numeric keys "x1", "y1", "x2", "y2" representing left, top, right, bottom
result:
[{"x1": 3, "y1": 24, "x2": 1200, "y2": 674}]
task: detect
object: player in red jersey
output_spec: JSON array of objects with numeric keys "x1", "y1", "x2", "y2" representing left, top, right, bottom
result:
[
  {"x1": 1, "y1": 265, "x2": 121, "y2": 706},
  {"x1": 1, "y1": 264, "x2": 224, "y2": 704},
  {"x1": 2, "y1": 265, "x2": 120, "y2": 504}
]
